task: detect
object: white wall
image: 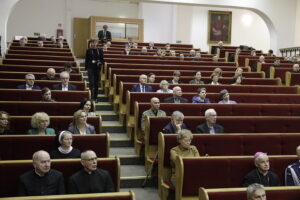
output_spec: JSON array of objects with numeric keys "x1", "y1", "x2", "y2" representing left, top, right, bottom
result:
[
  {"x1": 294, "y1": 0, "x2": 300, "y2": 46},
  {"x1": 7, "y1": 0, "x2": 139, "y2": 47}
]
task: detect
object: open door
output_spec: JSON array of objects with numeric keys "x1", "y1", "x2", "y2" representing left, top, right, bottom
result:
[{"x1": 73, "y1": 18, "x2": 90, "y2": 58}]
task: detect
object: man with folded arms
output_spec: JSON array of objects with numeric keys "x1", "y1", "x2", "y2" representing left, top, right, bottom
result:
[
  {"x1": 18, "y1": 150, "x2": 65, "y2": 196},
  {"x1": 196, "y1": 108, "x2": 224, "y2": 134}
]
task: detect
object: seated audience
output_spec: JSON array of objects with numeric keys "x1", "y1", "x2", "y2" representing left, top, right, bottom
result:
[
  {"x1": 165, "y1": 43, "x2": 171, "y2": 51},
  {"x1": 170, "y1": 129, "x2": 200, "y2": 185},
  {"x1": 126, "y1": 37, "x2": 134, "y2": 48},
  {"x1": 52, "y1": 71, "x2": 77, "y2": 91},
  {"x1": 17, "y1": 74, "x2": 41, "y2": 90},
  {"x1": 158, "y1": 49, "x2": 167, "y2": 60},
  {"x1": 267, "y1": 49, "x2": 275, "y2": 56},
  {"x1": 192, "y1": 52, "x2": 202, "y2": 61},
  {"x1": 258, "y1": 55, "x2": 265, "y2": 63},
  {"x1": 102, "y1": 44, "x2": 108, "y2": 52},
  {"x1": 232, "y1": 75, "x2": 243, "y2": 85},
  {"x1": 210, "y1": 73, "x2": 221, "y2": 85},
  {"x1": 233, "y1": 67, "x2": 243, "y2": 79},
  {"x1": 147, "y1": 73, "x2": 156, "y2": 83},
  {"x1": 147, "y1": 41, "x2": 156, "y2": 50},
  {"x1": 247, "y1": 183, "x2": 266, "y2": 200},
  {"x1": 213, "y1": 67, "x2": 223, "y2": 77},
  {"x1": 212, "y1": 55, "x2": 219, "y2": 62},
  {"x1": 272, "y1": 58, "x2": 281, "y2": 67},
  {"x1": 218, "y1": 89, "x2": 237, "y2": 104},
  {"x1": 79, "y1": 98, "x2": 96, "y2": 117},
  {"x1": 68, "y1": 110, "x2": 96, "y2": 134},
  {"x1": 132, "y1": 42, "x2": 138, "y2": 49},
  {"x1": 60, "y1": 62, "x2": 76, "y2": 74},
  {"x1": 0, "y1": 111, "x2": 12, "y2": 135},
  {"x1": 41, "y1": 68, "x2": 58, "y2": 80},
  {"x1": 169, "y1": 50, "x2": 176, "y2": 57},
  {"x1": 50, "y1": 131, "x2": 81, "y2": 159},
  {"x1": 38, "y1": 34, "x2": 47, "y2": 41},
  {"x1": 292, "y1": 63, "x2": 300, "y2": 73},
  {"x1": 250, "y1": 49, "x2": 257, "y2": 56},
  {"x1": 18, "y1": 150, "x2": 65, "y2": 196},
  {"x1": 164, "y1": 86, "x2": 188, "y2": 103},
  {"x1": 19, "y1": 37, "x2": 26, "y2": 47},
  {"x1": 106, "y1": 41, "x2": 111, "y2": 48},
  {"x1": 228, "y1": 48, "x2": 240, "y2": 62},
  {"x1": 68, "y1": 150, "x2": 115, "y2": 193},
  {"x1": 140, "y1": 46, "x2": 148, "y2": 55},
  {"x1": 37, "y1": 40, "x2": 43, "y2": 47},
  {"x1": 141, "y1": 97, "x2": 166, "y2": 137},
  {"x1": 168, "y1": 70, "x2": 183, "y2": 84},
  {"x1": 196, "y1": 108, "x2": 224, "y2": 134},
  {"x1": 214, "y1": 41, "x2": 224, "y2": 55},
  {"x1": 56, "y1": 41, "x2": 64, "y2": 48},
  {"x1": 40, "y1": 87, "x2": 56, "y2": 102},
  {"x1": 57, "y1": 36, "x2": 64, "y2": 43},
  {"x1": 131, "y1": 74, "x2": 152, "y2": 92},
  {"x1": 189, "y1": 71, "x2": 204, "y2": 84},
  {"x1": 28, "y1": 112, "x2": 55, "y2": 135},
  {"x1": 162, "y1": 111, "x2": 188, "y2": 134},
  {"x1": 243, "y1": 152, "x2": 281, "y2": 186},
  {"x1": 156, "y1": 80, "x2": 173, "y2": 93},
  {"x1": 122, "y1": 45, "x2": 134, "y2": 55},
  {"x1": 179, "y1": 52, "x2": 185, "y2": 61},
  {"x1": 285, "y1": 145, "x2": 300, "y2": 186},
  {"x1": 50, "y1": 36, "x2": 56, "y2": 44},
  {"x1": 192, "y1": 87, "x2": 210, "y2": 103},
  {"x1": 189, "y1": 49, "x2": 196, "y2": 57}
]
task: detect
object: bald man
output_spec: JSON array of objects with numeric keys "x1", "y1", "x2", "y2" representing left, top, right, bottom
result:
[
  {"x1": 41, "y1": 68, "x2": 58, "y2": 81},
  {"x1": 141, "y1": 97, "x2": 166, "y2": 138},
  {"x1": 18, "y1": 150, "x2": 65, "y2": 196},
  {"x1": 68, "y1": 150, "x2": 114, "y2": 194},
  {"x1": 243, "y1": 152, "x2": 280, "y2": 187},
  {"x1": 131, "y1": 74, "x2": 152, "y2": 92},
  {"x1": 164, "y1": 86, "x2": 188, "y2": 103}
]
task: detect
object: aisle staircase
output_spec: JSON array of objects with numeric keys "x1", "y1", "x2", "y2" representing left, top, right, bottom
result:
[{"x1": 81, "y1": 63, "x2": 160, "y2": 200}]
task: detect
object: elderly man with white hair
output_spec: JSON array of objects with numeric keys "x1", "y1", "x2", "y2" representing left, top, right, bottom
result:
[
  {"x1": 41, "y1": 68, "x2": 58, "y2": 81},
  {"x1": 291, "y1": 63, "x2": 300, "y2": 73},
  {"x1": 243, "y1": 152, "x2": 281, "y2": 187},
  {"x1": 17, "y1": 74, "x2": 41, "y2": 90},
  {"x1": 164, "y1": 86, "x2": 188, "y2": 103},
  {"x1": 52, "y1": 71, "x2": 77, "y2": 91},
  {"x1": 247, "y1": 183, "x2": 266, "y2": 200},
  {"x1": 196, "y1": 108, "x2": 224, "y2": 134},
  {"x1": 162, "y1": 111, "x2": 187, "y2": 134},
  {"x1": 131, "y1": 74, "x2": 152, "y2": 92},
  {"x1": 285, "y1": 145, "x2": 300, "y2": 186}
]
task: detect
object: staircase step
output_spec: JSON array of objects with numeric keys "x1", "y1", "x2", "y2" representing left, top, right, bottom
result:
[
  {"x1": 120, "y1": 188, "x2": 159, "y2": 200},
  {"x1": 102, "y1": 121, "x2": 126, "y2": 133},
  {"x1": 95, "y1": 103, "x2": 113, "y2": 111},
  {"x1": 118, "y1": 155, "x2": 144, "y2": 165},
  {"x1": 120, "y1": 176, "x2": 157, "y2": 188},
  {"x1": 110, "y1": 147, "x2": 136, "y2": 156},
  {"x1": 109, "y1": 133, "x2": 129, "y2": 140},
  {"x1": 111, "y1": 139, "x2": 133, "y2": 147},
  {"x1": 121, "y1": 165, "x2": 146, "y2": 177}
]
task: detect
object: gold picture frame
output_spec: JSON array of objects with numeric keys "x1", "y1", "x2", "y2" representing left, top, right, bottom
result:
[{"x1": 208, "y1": 10, "x2": 232, "y2": 44}]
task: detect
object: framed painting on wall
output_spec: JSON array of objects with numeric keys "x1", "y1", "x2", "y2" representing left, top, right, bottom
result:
[{"x1": 208, "y1": 10, "x2": 232, "y2": 44}]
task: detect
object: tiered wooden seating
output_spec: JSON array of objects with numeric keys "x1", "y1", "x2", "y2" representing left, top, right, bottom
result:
[
  {"x1": 0, "y1": 71, "x2": 82, "y2": 81},
  {"x1": 10, "y1": 42, "x2": 69, "y2": 48},
  {"x1": 237, "y1": 55, "x2": 283, "y2": 67},
  {"x1": 0, "y1": 89, "x2": 90, "y2": 101},
  {"x1": 0, "y1": 191, "x2": 136, "y2": 200},
  {"x1": 0, "y1": 134, "x2": 109, "y2": 160},
  {"x1": 270, "y1": 67, "x2": 292, "y2": 84},
  {"x1": 174, "y1": 156, "x2": 296, "y2": 200},
  {"x1": 198, "y1": 186, "x2": 300, "y2": 200},
  {"x1": 4, "y1": 54, "x2": 75, "y2": 62},
  {"x1": 0, "y1": 157, "x2": 120, "y2": 197},
  {"x1": 7, "y1": 50, "x2": 74, "y2": 57},
  {"x1": 0, "y1": 79, "x2": 86, "y2": 90},
  {"x1": 9, "y1": 116, "x2": 101, "y2": 134},
  {"x1": 286, "y1": 71, "x2": 300, "y2": 86},
  {"x1": 257, "y1": 63, "x2": 293, "y2": 74},
  {"x1": 0, "y1": 64, "x2": 79, "y2": 73},
  {"x1": 2, "y1": 59, "x2": 76, "y2": 67},
  {"x1": 9, "y1": 46, "x2": 72, "y2": 52},
  {"x1": 158, "y1": 133, "x2": 300, "y2": 198},
  {"x1": 0, "y1": 101, "x2": 93, "y2": 116}
]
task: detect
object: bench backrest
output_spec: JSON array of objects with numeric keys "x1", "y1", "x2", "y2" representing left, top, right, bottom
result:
[{"x1": 0, "y1": 64, "x2": 79, "y2": 73}]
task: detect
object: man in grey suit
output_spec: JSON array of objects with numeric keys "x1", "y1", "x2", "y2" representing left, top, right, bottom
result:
[
  {"x1": 196, "y1": 108, "x2": 224, "y2": 134},
  {"x1": 52, "y1": 72, "x2": 77, "y2": 91},
  {"x1": 164, "y1": 86, "x2": 188, "y2": 103}
]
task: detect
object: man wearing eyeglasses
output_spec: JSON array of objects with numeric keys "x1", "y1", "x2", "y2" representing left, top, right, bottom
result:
[{"x1": 68, "y1": 150, "x2": 115, "y2": 194}]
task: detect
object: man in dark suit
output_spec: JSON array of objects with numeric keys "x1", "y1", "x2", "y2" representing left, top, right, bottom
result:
[
  {"x1": 41, "y1": 68, "x2": 58, "y2": 81},
  {"x1": 131, "y1": 74, "x2": 152, "y2": 92},
  {"x1": 17, "y1": 73, "x2": 41, "y2": 90},
  {"x1": 164, "y1": 86, "x2": 188, "y2": 103},
  {"x1": 52, "y1": 71, "x2": 77, "y2": 91},
  {"x1": 196, "y1": 108, "x2": 224, "y2": 134},
  {"x1": 98, "y1": 25, "x2": 112, "y2": 43},
  {"x1": 162, "y1": 111, "x2": 188, "y2": 134}
]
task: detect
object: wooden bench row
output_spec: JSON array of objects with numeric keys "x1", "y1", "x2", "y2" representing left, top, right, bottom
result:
[
  {"x1": 0, "y1": 64, "x2": 79, "y2": 73},
  {"x1": 0, "y1": 158, "x2": 119, "y2": 197},
  {"x1": 7, "y1": 49, "x2": 74, "y2": 57},
  {"x1": 9, "y1": 46, "x2": 72, "y2": 52},
  {"x1": 6, "y1": 116, "x2": 101, "y2": 135},
  {"x1": 2, "y1": 59, "x2": 77, "y2": 67},
  {"x1": 4, "y1": 54, "x2": 76, "y2": 62},
  {"x1": 0, "y1": 134, "x2": 108, "y2": 160},
  {"x1": 0, "y1": 71, "x2": 82, "y2": 81}
]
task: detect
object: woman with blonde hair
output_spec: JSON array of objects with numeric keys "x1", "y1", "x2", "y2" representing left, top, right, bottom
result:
[
  {"x1": 28, "y1": 112, "x2": 55, "y2": 135},
  {"x1": 50, "y1": 131, "x2": 80, "y2": 159},
  {"x1": 68, "y1": 110, "x2": 96, "y2": 134},
  {"x1": 156, "y1": 80, "x2": 173, "y2": 93}
]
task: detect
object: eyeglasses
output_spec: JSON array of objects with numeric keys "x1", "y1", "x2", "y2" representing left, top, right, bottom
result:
[{"x1": 83, "y1": 157, "x2": 97, "y2": 161}]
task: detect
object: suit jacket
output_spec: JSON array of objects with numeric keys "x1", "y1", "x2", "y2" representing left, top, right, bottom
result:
[
  {"x1": 122, "y1": 50, "x2": 135, "y2": 55},
  {"x1": 98, "y1": 30, "x2": 112, "y2": 41},
  {"x1": 85, "y1": 48, "x2": 105, "y2": 70},
  {"x1": 196, "y1": 122, "x2": 224, "y2": 134},
  {"x1": 162, "y1": 122, "x2": 188, "y2": 134},
  {"x1": 41, "y1": 77, "x2": 59, "y2": 81},
  {"x1": 52, "y1": 84, "x2": 77, "y2": 91},
  {"x1": 16, "y1": 85, "x2": 41, "y2": 90},
  {"x1": 131, "y1": 84, "x2": 152, "y2": 92},
  {"x1": 164, "y1": 96, "x2": 189, "y2": 103},
  {"x1": 68, "y1": 124, "x2": 96, "y2": 134}
]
